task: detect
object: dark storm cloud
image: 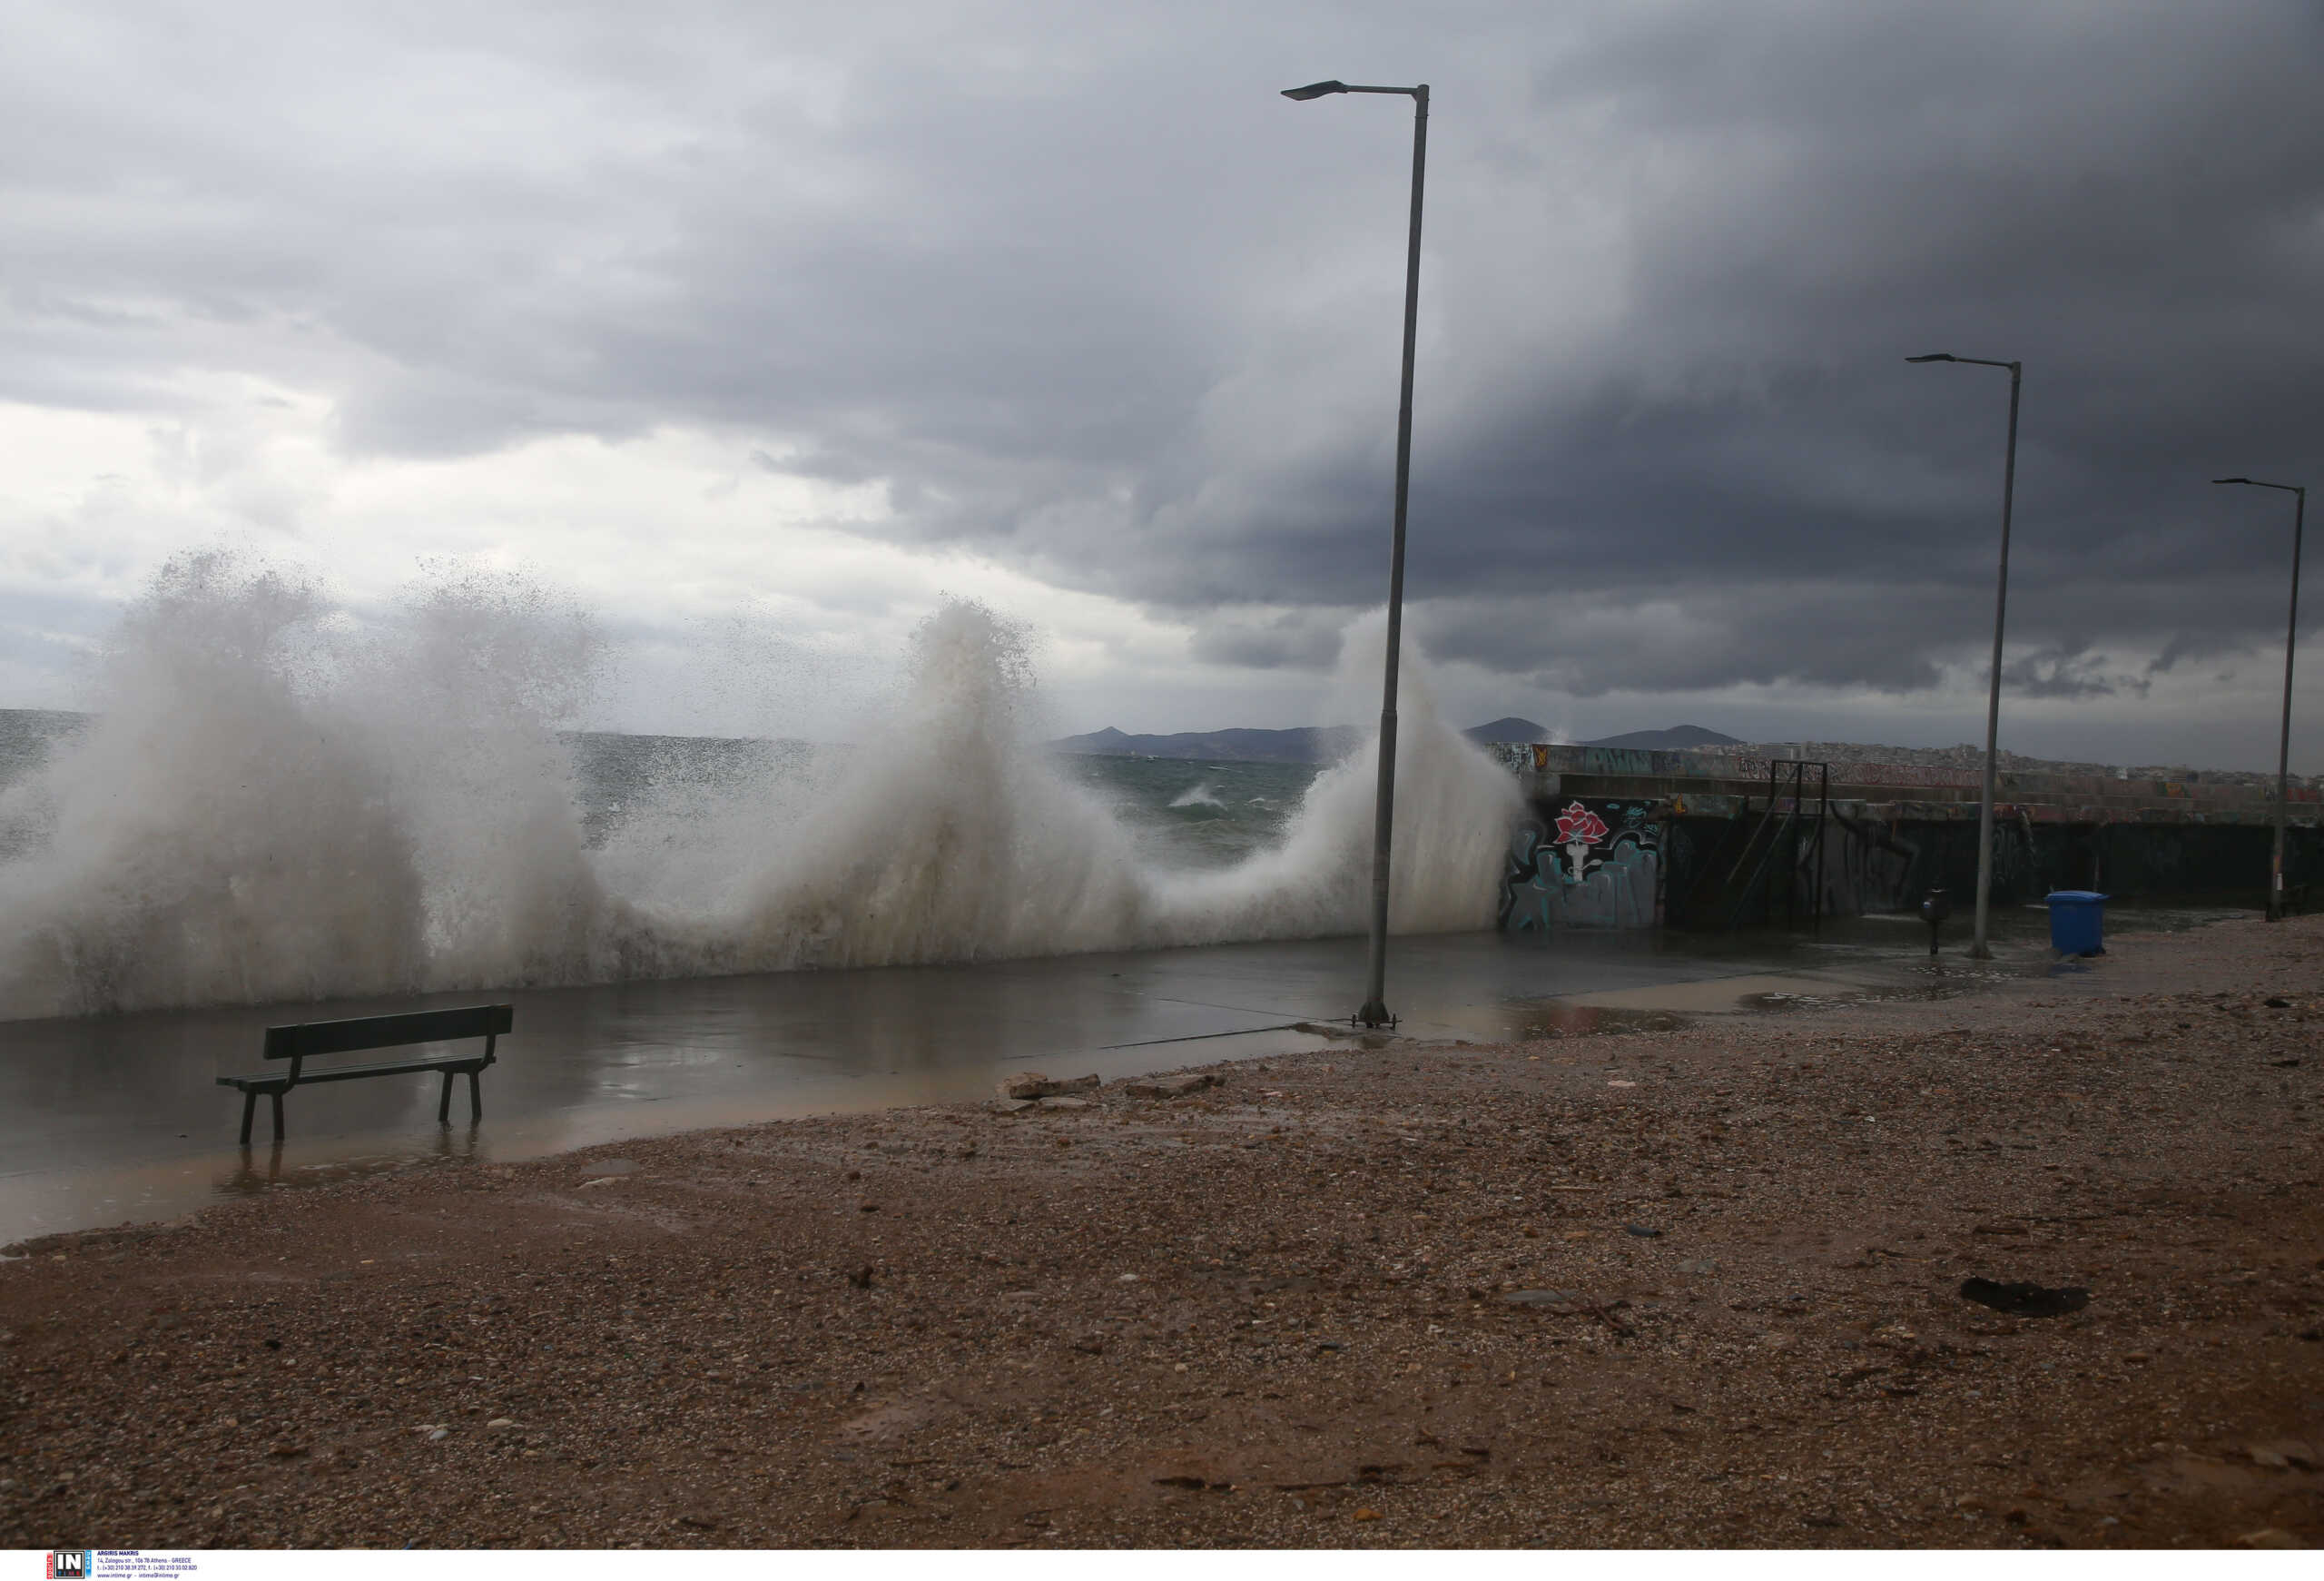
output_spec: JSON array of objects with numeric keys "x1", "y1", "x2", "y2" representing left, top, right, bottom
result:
[{"x1": 5, "y1": 0, "x2": 2321, "y2": 698}]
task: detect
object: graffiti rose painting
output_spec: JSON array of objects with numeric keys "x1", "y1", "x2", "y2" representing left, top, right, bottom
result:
[{"x1": 1501, "y1": 798, "x2": 1661, "y2": 930}]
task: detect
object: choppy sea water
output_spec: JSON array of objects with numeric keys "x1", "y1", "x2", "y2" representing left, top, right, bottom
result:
[{"x1": 1055, "y1": 755, "x2": 1318, "y2": 868}]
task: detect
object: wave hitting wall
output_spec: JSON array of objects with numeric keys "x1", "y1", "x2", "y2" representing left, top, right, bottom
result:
[{"x1": 0, "y1": 555, "x2": 1521, "y2": 1021}]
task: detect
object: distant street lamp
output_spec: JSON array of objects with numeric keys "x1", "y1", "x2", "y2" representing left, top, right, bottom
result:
[
  {"x1": 1283, "y1": 78, "x2": 1430, "y2": 1028},
  {"x1": 1908, "y1": 352, "x2": 2023, "y2": 960},
  {"x1": 2212, "y1": 476, "x2": 2308, "y2": 921}
]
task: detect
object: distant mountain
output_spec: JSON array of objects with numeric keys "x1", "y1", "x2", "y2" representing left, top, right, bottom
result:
[
  {"x1": 1462, "y1": 721, "x2": 1744, "y2": 750},
  {"x1": 1463, "y1": 716, "x2": 1551, "y2": 745},
  {"x1": 1581, "y1": 726, "x2": 1742, "y2": 751},
  {"x1": 1050, "y1": 725, "x2": 1362, "y2": 764}
]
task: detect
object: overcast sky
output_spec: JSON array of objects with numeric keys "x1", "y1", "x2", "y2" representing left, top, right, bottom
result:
[{"x1": 4, "y1": 0, "x2": 2321, "y2": 766}]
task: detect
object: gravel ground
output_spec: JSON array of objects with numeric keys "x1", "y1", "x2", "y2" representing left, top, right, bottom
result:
[{"x1": 2, "y1": 914, "x2": 2320, "y2": 1549}]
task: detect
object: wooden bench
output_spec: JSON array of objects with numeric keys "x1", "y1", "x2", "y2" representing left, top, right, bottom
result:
[{"x1": 218, "y1": 1004, "x2": 513, "y2": 1145}]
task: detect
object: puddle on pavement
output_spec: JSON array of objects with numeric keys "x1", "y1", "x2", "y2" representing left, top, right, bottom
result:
[
  {"x1": 1, "y1": 903, "x2": 2256, "y2": 1245},
  {"x1": 1497, "y1": 1002, "x2": 1691, "y2": 1039},
  {"x1": 0, "y1": 1022, "x2": 1334, "y2": 1250}
]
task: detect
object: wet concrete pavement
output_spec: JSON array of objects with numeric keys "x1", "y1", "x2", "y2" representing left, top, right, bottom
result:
[{"x1": 0, "y1": 902, "x2": 2235, "y2": 1245}]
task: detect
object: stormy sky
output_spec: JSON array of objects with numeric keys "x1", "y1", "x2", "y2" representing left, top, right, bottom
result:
[{"x1": 4, "y1": 1, "x2": 2321, "y2": 767}]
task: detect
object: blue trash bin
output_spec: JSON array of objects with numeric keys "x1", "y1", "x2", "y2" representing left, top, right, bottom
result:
[{"x1": 2045, "y1": 890, "x2": 2108, "y2": 956}]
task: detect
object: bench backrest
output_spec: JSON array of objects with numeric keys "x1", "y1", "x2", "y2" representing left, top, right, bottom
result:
[{"x1": 262, "y1": 1004, "x2": 515, "y2": 1062}]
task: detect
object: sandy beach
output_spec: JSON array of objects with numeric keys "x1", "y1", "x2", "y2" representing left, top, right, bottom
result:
[{"x1": 3, "y1": 914, "x2": 2319, "y2": 1548}]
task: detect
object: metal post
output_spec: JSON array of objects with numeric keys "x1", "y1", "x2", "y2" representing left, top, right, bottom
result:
[
  {"x1": 1356, "y1": 84, "x2": 1429, "y2": 1028},
  {"x1": 1813, "y1": 763, "x2": 1829, "y2": 937},
  {"x1": 2274, "y1": 488, "x2": 2305, "y2": 921},
  {"x1": 1909, "y1": 353, "x2": 2023, "y2": 960},
  {"x1": 1969, "y1": 364, "x2": 2022, "y2": 960},
  {"x1": 1279, "y1": 79, "x2": 1432, "y2": 1024},
  {"x1": 2213, "y1": 476, "x2": 2307, "y2": 919},
  {"x1": 1767, "y1": 760, "x2": 1777, "y2": 925}
]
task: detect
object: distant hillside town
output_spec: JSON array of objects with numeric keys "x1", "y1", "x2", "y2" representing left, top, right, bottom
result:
[{"x1": 1049, "y1": 715, "x2": 2320, "y2": 790}]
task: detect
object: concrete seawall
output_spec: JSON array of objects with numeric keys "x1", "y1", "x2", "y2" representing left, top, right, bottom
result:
[{"x1": 1487, "y1": 742, "x2": 2324, "y2": 930}]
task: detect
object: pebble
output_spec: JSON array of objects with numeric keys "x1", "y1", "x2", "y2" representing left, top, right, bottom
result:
[
  {"x1": 1502, "y1": 1290, "x2": 1589, "y2": 1310},
  {"x1": 2235, "y1": 1529, "x2": 2300, "y2": 1549}
]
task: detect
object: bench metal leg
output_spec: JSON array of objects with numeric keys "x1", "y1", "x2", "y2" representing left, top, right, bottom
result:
[
  {"x1": 438, "y1": 1071, "x2": 455, "y2": 1124},
  {"x1": 468, "y1": 1070, "x2": 482, "y2": 1122},
  {"x1": 239, "y1": 1091, "x2": 257, "y2": 1148},
  {"x1": 269, "y1": 1092, "x2": 285, "y2": 1143}
]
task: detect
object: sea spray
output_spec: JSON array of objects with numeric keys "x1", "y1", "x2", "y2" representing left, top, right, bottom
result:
[
  {"x1": 0, "y1": 564, "x2": 1524, "y2": 1019},
  {"x1": 0, "y1": 555, "x2": 428, "y2": 1017},
  {"x1": 347, "y1": 572, "x2": 613, "y2": 991},
  {"x1": 725, "y1": 602, "x2": 1152, "y2": 969},
  {"x1": 1150, "y1": 613, "x2": 1522, "y2": 944}
]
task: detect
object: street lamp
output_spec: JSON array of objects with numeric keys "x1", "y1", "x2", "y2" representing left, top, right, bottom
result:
[
  {"x1": 1908, "y1": 352, "x2": 2023, "y2": 960},
  {"x1": 1283, "y1": 77, "x2": 1431, "y2": 1028},
  {"x1": 2212, "y1": 476, "x2": 2308, "y2": 921}
]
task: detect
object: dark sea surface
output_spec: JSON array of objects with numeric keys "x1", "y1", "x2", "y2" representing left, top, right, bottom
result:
[{"x1": 1054, "y1": 753, "x2": 1318, "y2": 867}]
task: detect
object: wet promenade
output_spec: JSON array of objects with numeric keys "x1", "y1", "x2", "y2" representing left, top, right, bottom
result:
[{"x1": 0, "y1": 912, "x2": 2097, "y2": 1245}]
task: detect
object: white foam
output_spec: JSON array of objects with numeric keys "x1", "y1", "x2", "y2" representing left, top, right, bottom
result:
[{"x1": 0, "y1": 562, "x2": 1521, "y2": 1019}]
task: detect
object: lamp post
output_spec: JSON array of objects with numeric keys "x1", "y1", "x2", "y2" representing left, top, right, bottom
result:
[
  {"x1": 1908, "y1": 352, "x2": 2022, "y2": 960},
  {"x1": 2212, "y1": 476, "x2": 2308, "y2": 921},
  {"x1": 1283, "y1": 78, "x2": 1430, "y2": 1028}
]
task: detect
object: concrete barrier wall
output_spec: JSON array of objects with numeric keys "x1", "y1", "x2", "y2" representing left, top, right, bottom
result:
[{"x1": 1488, "y1": 744, "x2": 2324, "y2": 931}]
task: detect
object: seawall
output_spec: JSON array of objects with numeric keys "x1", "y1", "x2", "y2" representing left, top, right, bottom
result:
[{"x1": 1487, "y1": 742, "x2": 2324, "y2": 930}]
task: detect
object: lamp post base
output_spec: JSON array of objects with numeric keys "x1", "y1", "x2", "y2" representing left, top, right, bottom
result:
[
  {"x1": 1354, "y1": 1001, "x2": 1396, "y2": 1030},
  {"x1": 1966, "y1": 943, "x2": 1993, "y2": 962}
]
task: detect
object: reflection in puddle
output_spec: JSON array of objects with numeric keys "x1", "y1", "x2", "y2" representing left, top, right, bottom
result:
[
  {"x1": 213, "y1": 1126, "x2": 487, "y2": 1200},
  {"x1": 1737, "y1": 991, "x2": 1827, "y2": 1013},
  {"x1": 1501, "y1": 1002, "x2": 1690, "y2": 1039}
]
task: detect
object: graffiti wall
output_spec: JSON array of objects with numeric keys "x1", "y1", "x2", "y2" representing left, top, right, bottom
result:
[{"x1": 1500, "y1": 798, "x2": 1661, "y2": 930}]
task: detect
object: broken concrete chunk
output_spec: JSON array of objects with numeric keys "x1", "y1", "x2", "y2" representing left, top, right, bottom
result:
[
  {"x1": 996, "y1": 1072, "x2": 1102, "y2": 1101},
  {"x1": 1037, "y1": 1096, "x2": 1093, "y2": 1111},
  {"x1": 1123, "y1": 1073, "x2": 1221, "y2": 1099}
]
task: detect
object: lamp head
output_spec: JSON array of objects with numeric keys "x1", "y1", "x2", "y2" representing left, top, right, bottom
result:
[
  {"x1": 1905, "y1": 353, "x2": 1956, "y2": 363},
  {"x1": 1282, "y1": 80, "x2": 1348, "y2": 100},
  {"x1": 2213, "y1": 477, "x2": 2251, "y2": 486}
]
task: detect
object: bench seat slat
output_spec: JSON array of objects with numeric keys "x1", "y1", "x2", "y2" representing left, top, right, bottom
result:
[
  {"x1": 218, "y1": 1053, "x2": 491, "y2": 1090},
  {"x1": 263, "y1": 1004, "x2": 513, "y2": 1061}
]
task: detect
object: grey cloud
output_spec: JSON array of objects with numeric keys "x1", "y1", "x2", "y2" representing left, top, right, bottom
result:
[
  {"x1": 5, "y1": 0, "x2": 2323, "y2": 713},
  {"x1": 2002, "y1": 640, "x2": 2149, "y2": 701},
  {"x1": 1187, "y1": 608, "x2": 1347, "y2": 670},
  {"x1": 1413, "y1": 582, "x2": 1960, "y2": 697}
]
